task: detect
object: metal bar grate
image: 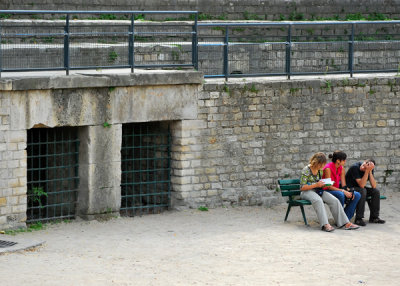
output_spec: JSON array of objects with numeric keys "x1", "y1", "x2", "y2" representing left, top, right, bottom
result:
[
  {"x1": 26, "y1": 127, "x2": 79, "y2": 223},
  {"x1": 0, "y1": 240, "x2": 17, "y2": 248},
  {"x1": 121, "y1": 122, "x2": 171, "y2": 216}
]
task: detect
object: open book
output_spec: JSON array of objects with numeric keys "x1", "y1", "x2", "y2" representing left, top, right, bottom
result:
[{"x1": 320, "y1": 178, "x2": 334, "y2": 186}]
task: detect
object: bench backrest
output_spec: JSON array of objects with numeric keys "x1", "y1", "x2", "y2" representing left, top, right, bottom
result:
[{"x1": 278, "y1": 179, "x2": 301, "y2": 201}]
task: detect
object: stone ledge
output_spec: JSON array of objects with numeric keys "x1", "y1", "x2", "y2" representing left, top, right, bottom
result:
[{"x1": 0, "y1": 70, "x2": 204, "y2": 91}]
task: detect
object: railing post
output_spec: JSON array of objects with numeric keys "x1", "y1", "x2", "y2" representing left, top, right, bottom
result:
[
  {"x1": 223, "y1": 26, "x2": 229, "y2": 81},
  {"x1": 0, "y1": 20, "x2": 2, "y2": 78},
  {"x1": 64, "y1": 14, "x2": 70, "y2": 76},
  {"x1": 192, "y1": 13, "x2": 198, "y2": 70},
  {"x1": 348, "y1": 23, "x2": 355, "y2": 77},
  {"x1": 129, "y1": 14, "x2": 135, "y2": 73},
  {"x1": 285, "y1": 24, "x2": 292, "y2": 80}
]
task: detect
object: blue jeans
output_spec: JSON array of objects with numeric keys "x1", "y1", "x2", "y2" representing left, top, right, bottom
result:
[{"x1": 327, "y1": 190, "x2": 361, "y2": 220}]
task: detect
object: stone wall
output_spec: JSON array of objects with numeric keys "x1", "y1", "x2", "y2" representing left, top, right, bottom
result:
[
  {"x1": 1, "y1": 71, "x2": 399, "y2": 230},
  {"x1": 171, "y1": 76, "x2": 400, "y2": 208},
  {"x1": 0, "y1": 71, "x2": 202, "y2": 229},
  {"x1": 1, "y1": 0, "x2": 400, "y2": 20}
]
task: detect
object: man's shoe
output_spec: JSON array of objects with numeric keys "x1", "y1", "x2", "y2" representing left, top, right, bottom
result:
[
  {"x1": 355, "y1": 218, "x2": 366, "y2": 226},
  {"x1": 369, "y1": 217, "x2": 386, "y2": 224}
]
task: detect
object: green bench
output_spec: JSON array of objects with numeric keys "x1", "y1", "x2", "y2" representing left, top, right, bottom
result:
[{"x1": 278, "y1": 178, "x2": 387, "y2": 226}]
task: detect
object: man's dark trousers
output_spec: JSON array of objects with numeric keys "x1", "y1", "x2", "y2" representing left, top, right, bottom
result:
[{"x1": 354, "y1": 187, "x2": 380, "y2": 220}]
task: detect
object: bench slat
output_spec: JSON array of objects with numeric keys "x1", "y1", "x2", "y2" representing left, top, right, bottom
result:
[
  {"x1": 281, "y1": 190, "x2": 301, "y2": 197},
  {"x1": 278, "y1": 179, "x2": 300, "y2": 185},
  {"x1": 280, "y1": 185, "x2": 301, "y2": 191}
]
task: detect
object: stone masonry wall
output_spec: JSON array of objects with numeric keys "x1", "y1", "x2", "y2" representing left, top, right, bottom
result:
[
  {"x1": 2, "y1": 0, "x2": 400, "y2": 20},
  {"x1": 0, "y1": 93, "x2": 27, "y2": 229},
  {"x1": 1, "y1": 71, "x2": 399, "y2": 229},
  {"x1": 0, "y1": 71, "x2": 201, "y2": 230},
  {"x1": 171, "y1": 76, "x2": 400, "y2": 208}
]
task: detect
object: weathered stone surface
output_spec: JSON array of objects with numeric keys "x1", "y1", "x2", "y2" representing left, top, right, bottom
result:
[
  {"x1": 77, "y1": 125, "x2": 122, "y2": 217},
  {"x1": 1, "y1": 71, "x2": 399, "y2": 230}
]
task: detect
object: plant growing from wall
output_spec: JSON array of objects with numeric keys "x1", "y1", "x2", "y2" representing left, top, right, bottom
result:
[
  {"x1": 108, "y1": 50, "x2": 118, "y2": 63},
  {"x1": 222, "y1": 84, "x2": 230, "y2": 94},
  {"x1": 250, "y1": 84, "x2": 259, "y2": 93},
  {"x1": 383, "y1": 169, "x2": 394, "y2": 186},
  {"x1": 324, "y1": 80, "x2": 332, "y2": 92}
]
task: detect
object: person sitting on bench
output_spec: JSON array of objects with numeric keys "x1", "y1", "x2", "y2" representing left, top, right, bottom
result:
[
  {"x1": 323, "y1": 150, "x2": 361, "y2": 220},
  {"x1": 345, "y1": 159, "x2": 385, "y2": 226},
  {"x1": 300, "y1": 152, "x2": 359, "y2": 232}
]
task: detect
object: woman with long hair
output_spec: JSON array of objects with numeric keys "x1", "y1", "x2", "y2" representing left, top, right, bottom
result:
[{"x1": 300, "y1": 152, "x2": 359, "y2": 232}]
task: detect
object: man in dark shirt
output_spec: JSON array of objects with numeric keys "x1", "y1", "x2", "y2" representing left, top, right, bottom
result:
[{"x1": 345, "y1": 159, "x2": 385, "y2": 226}]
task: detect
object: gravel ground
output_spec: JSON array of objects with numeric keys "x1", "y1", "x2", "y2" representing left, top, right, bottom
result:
[{"x1": 1, "y1": 191, "x2": 399, "y2": 286}]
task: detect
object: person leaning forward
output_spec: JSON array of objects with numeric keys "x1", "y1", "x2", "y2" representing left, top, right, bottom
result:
[{"x1": 345, "y1": 159, "x2": 386, "y2": 226}]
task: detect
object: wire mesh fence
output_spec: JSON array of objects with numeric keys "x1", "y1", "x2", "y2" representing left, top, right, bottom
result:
[
  {"x1": 0, "y1": 10, "x2": 198, "y2": 74},
  {"x1": 121, "y1": 122, "x2": 171, "y2": 217},
  {"x1": 27, "y1": 127, "x2": 79, "y2": 223},
  {"x1": 1, "y1": 10, "x2": 400, "y2": 78}
]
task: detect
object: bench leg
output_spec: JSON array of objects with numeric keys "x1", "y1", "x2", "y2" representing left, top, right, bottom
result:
[
  {"x1": 284, "y1": 205, "x2": 291, "y2": 221},
  {"x1": 300, "y1": 205, "x2": 308, "y2": 226}
]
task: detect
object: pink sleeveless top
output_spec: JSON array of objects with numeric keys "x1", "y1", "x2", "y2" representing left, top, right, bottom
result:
[{"x1": 323, "y1": 162, "x2": 342, "y2": 188}]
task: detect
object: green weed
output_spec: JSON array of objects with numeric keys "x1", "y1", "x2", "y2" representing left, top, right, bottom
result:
[{"x1": 108, "y1": 51, "x2": 118, "y2": 63}]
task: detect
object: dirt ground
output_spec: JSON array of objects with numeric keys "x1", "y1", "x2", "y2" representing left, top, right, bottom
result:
[{"x1": 1, "y1": 192, "x2": 399, "y2": 286}]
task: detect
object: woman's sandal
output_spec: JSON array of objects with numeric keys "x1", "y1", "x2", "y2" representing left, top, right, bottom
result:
[
  {"x1": 321, "y1": 225, "x2": 335, "y2": 232},
  {"x1": 344, "y1": 222, "x2": 360, "y2": 230}
]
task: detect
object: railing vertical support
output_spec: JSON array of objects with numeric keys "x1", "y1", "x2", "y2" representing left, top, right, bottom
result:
[
  {"x1": 348, "y1": 23, "x2": 355, "y2": 78},
  {"x1": 64, "y1": 14, "x2": 70, "y2": 76},
  {"x1": 0, "y1": 20, "x2": 2, "y2": 78},
  {"x1": 129, "y1": 14, "x2": 135, "y2": 73},
  {"x1": 192, "y1": 13, "x2": 198, "y2": 70},
  {"x1": 286, "y1": 24, "x2": 292, "y2": 80},
  {"x1": 223, "y1": 26, "x2": 229, "y2": 81}
]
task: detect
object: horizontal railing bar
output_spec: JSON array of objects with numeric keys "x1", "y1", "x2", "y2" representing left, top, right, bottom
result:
[
  {"x1": 0, "y1": 10, "x2": 198, "y2": 15},
  {"x1": 198, "y1": 20, "x2": 400, "y2": 27},
  {"x1": 134, "y1": 64, "x2": 194, "y2": 68},
  {"x1": 2, "y1": 33, "x2": 66, "y2": 37}
]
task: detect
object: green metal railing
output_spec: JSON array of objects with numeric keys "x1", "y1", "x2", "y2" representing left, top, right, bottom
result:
[
  {"x1": 0, "y1": 10, "x2": 198, "y2": 76},
  {"x1": 121, "y1": 122, "x2": 171, "y2": 216},
  {"x1": 27, "y1": 127, "x2": 79, "y2": 223}
]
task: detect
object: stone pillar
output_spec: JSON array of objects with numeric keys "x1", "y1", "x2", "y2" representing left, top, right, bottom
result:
[
  {"x1": 0, "y1": 91, "x2": 27, "y2": 230},
  {"x1": 77, "y1": 124, "x2": 122, "y2": 219},
  {"x1": 170, "y1": 119, "x2": 208, "y2": 209}
]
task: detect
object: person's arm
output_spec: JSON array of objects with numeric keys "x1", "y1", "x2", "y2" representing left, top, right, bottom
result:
[
  {"x1": 300, "y1": 180, "x2": 325, "y2": 191},
  {"x1": 340, "y1": 167, "x2": 353, "y2": 198},
  {"x1": 323, "y1": 168, "x2": 340, "y2": 191},
  {"x1": 340, "y1": 167, "x2": 346, "y2": 188},
  {"x1": 355, "y1": 164, "x2": 374, "y2": 188},
  {"x1": 355, "y1": 171, "x2": 369, "y2": 188},
  {"x1": 369, "y1": 169, "x2": 377, "y2": 189},
  {"x1": 300, "y1": 169, "x2": 325, "y2": 191}
]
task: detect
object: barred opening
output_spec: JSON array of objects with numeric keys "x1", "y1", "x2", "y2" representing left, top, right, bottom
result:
[
  {"x1": 121, "y1": 122, "x2": 171, "y2": 216},
  {"x1": 26, "y1": 127, "x2": 79, "y2": 223}
]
